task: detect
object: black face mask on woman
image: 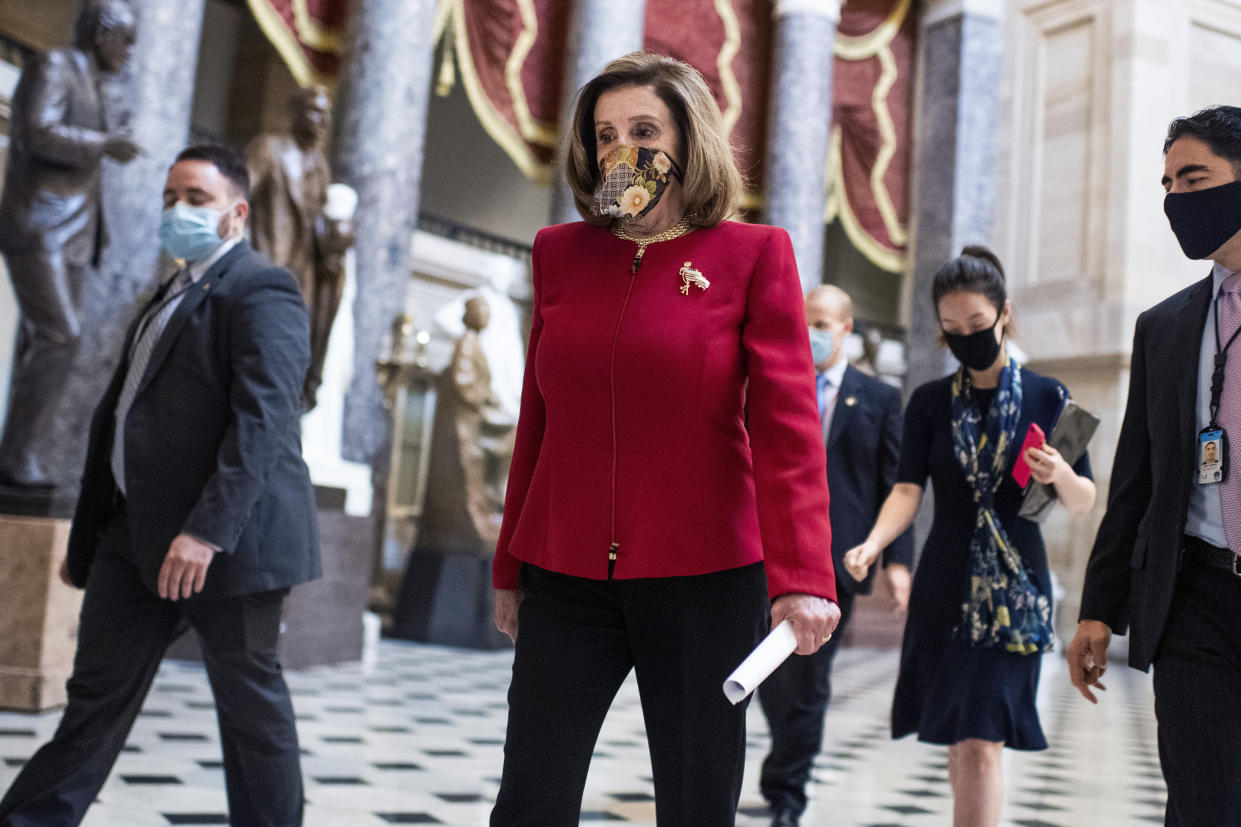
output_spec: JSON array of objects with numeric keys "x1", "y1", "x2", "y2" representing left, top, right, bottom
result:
[
  {"x1": 1164, "y1": 179, "x2": 1241, "y2": 260},
  {"x1": 943, "y1": 317, "x2": 1002, "y2": 371}
]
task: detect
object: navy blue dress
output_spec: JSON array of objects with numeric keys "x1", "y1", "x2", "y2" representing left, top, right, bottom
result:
[{"x1": 891, "y1": 368, "x2": 1092, "y2": 749}]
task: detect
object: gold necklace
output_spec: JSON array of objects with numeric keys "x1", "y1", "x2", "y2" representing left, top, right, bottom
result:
[{"x1": 611, "y1": 217, "x2": 692, "y2": 273}]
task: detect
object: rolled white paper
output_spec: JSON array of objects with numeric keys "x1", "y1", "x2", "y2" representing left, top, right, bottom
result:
[{"x1": 723, "y1": 619, "x2": 799, "y2": 705}]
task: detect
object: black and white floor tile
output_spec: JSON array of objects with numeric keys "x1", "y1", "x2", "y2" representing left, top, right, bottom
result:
[{"x1": 0, "y1": 640, "x2": 1164, "y2": 825}]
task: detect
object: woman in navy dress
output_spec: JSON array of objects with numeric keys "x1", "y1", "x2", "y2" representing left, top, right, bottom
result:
[{"x1": 844, "y1": 246, "x2": 1097, "y2": 826}]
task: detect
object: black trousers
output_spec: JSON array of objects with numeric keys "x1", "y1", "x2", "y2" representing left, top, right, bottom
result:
[
  {"x1": 491, "y1": 562, "x2": 769, "y2": 827},
  {"x1": 0, "y1": 513, "x2": 303, "y2": 827},
  {"x1": 757, "y1": 588, "x2": 854, "y2": 814},
  {"x1": 1152, "y1": 560, "x2": 1241, "y2": 827}
]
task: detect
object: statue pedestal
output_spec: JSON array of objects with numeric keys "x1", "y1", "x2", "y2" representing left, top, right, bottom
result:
[
  {"x1": 0, "y1": 515, "x2": 82, "y2": 711},
  {"x1": 390, "y1": 550, "x2": 509, "y2": 650}
]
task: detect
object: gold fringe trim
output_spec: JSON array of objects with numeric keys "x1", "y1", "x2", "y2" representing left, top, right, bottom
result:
[
  {"x1": 436, "y1": 29, "x2": 456, "y2": 97},
  {"x1": 507, "y1": 0, "x2": 558, "y2": 146},
  {"x1": 870, "y1": 42, "x2": 907, "y2": 247},
  {"x1": 834, "y1": 0, "x2": 910, "y2": 60},
  {"x1": 443, "y1": 0, "x2": 550, "y2": 182},
  {"x1": 826, "y1": 125, "x2": 904, "y2": 273},
  {"x1": 821, "y1": 0, "x2": 911, "y2": 267},
  {"x1": 433, "y1": 0, "x2": 453, "y2": 39},
  {"x1": 291, "y1": 0, "x2": 344, "y2": 54},
  {"x1": 246, "y1": 0, "x2": 333, "y2": 88}
]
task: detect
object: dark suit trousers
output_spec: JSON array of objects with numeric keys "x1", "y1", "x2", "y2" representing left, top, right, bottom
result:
[
  {"x1": 0, "y1": 512, "x2": 303, "y2": 827},
  {"x1": 757, "y1": 589, "x2": 855, "y2": 814},
  {"x1": 491, "y1": 562, "x2": 768, "y2": 827},
  {"x1": 1151, "y1": 561, "x2": 1241, "y2": 827}
]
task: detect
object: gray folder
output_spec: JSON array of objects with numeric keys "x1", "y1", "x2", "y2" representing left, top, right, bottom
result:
[{"x1": 1018, "y1": 398, "x2": 1100, "y2": 522}]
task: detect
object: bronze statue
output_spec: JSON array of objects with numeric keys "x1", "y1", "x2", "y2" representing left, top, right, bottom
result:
[
  {"x1": 246, "y1": 86, "x2": 354, "y2": 409},
  {"x1": 417, "y1": 297, "x2": 511, "y2": 555},
  {"x1": 0, "y1": 0, "x2": 141, "y2": 488}
]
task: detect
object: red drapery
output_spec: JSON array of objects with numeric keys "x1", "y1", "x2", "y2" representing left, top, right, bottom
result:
[
  {"x1": 248, "y1": 0, "x2": 914, "y2": 271},
  {"x1": 246, "y1": 0, "x2": 348, "y2": 87}
]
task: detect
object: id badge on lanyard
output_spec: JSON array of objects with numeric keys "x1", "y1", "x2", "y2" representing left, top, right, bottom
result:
[{"x1": 1200, "y1": 289, "x2": 1241, "y2": 485}]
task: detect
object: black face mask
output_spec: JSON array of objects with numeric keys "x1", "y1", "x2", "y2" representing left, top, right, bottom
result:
[
  {"x1": 1164, "y1": 179, "x2": 1241, "y2": 260},
  {"x1": 943, "y1": 318, "x2": 1002, "y2": 371}
]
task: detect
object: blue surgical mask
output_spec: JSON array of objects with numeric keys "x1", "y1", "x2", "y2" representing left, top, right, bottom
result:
[
  {"x1": 808, "y1": 327, "x2": 835, "y2": 366},
  {"x1": 159, "y1": 202, "x2": 226, "y2": 262}
]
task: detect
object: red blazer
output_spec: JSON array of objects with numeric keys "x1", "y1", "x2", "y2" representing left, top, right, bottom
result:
[{"x1": 492, "y1": 220, "x2": 836, "y2": 602}]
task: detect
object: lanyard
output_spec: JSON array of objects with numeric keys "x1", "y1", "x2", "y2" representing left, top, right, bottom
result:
[{"x1": 1210, "y1": 287, "x2": 1241, "y2": 427}]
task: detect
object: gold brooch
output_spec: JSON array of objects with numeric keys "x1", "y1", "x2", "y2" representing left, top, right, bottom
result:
[
  {"x1": 844, "y1": 396, "x2": 857, "y2": 407},
  {"x1": 679, "y1": 261, "x2": 709, "y2": 295}
]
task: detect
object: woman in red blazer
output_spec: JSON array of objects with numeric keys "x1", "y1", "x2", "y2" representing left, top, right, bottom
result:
[{"x1": 490, "y1": 51, "x2": 839, "y2": 826}]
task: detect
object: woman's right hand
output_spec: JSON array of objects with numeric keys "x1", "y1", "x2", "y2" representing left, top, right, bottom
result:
[
  {"x1": 842, "y1": 540, "x2": 880, "y2": 582},
  {"x1": 494, "y1": 588, "x2": 522, "y2": 644}
]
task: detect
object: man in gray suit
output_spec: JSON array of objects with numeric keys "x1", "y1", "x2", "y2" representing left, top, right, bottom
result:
[{"x1": 0, "y1": 0, "x2": 140, "y2": 487}]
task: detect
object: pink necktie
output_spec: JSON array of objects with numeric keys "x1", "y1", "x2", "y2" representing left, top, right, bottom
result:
[{"x1": 1218, "y1": 272, "x2": 1241, "y2": 552}]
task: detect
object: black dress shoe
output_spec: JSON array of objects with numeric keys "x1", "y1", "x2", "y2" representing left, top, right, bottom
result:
[{"x1": 770, "y1": 806, "x2": 800, "y2": 827}]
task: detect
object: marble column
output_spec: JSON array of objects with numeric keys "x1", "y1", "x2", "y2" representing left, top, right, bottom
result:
[
  {"x1": 763, "y1": 0, "x2": 841, "y2": 293},
  {"x1": 549, "y1": 0, "x2": 647, "y2": 226},
  {"x1": 904, "y1": 0, "x2": 1004, "y2": 393},
  {"x1": 46, "y1": 0, "x2": 208, "y2": 488},
  {"x1": 333, "y1": 0, "x2": 437, "y2": 466}
]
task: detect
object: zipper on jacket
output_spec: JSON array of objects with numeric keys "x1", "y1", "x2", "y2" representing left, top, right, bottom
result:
[{"x1": 607, "y1": 269, "x2": 639, "y2": 578}]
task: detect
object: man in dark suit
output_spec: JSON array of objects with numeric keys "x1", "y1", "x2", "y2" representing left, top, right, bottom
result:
[
  {"x1": 0, "y1": 144, "x2": 319, "y2": 826},
  {"x1": 1068, "y1": 105, "x2": 1241, "y2": 825},
  {"x1": 0, "y1": 0, "x2": 141, "y2": 487},
  {"x1": 757, "y1": 285, "x2": 913, "y2": 827}
]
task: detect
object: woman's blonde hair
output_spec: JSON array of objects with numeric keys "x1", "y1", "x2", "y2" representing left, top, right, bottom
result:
[{"x1": 565, "y1": 51, "x2": 744, "y2": 228}]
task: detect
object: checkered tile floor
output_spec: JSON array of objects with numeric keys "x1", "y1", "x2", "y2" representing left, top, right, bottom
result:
[{"x1": 0, "y1": 640, "x2": 1164, "y2": 825}]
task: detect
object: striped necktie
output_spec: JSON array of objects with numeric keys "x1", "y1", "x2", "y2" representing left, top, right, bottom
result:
[
  {"x1": 1218, "y1": 271, "x2": 1241, "y2": 552},
  {"x1": 110, "y1": 269, "x2": 194, "y2": 494}
]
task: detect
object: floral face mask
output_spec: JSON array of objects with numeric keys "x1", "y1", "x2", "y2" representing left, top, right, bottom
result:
[{"x1": 593, "y1": 144, "x2": 683, "y2": 221}]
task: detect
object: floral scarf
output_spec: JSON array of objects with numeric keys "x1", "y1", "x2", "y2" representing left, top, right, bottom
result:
[{"x1": 950, "y1": 358, "x2": 1053, "y2": 655}]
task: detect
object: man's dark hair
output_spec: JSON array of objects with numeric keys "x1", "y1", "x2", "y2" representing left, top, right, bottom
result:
[
  {"x1": 1163, "y1": 106, "x2": 1241, "y2": 176},
  {"x1": 174, "y1": 144, "x2": 251, "y2": 200},
  {"x1": 74, "y1": 0, "x2": 137, "y2": 48}
]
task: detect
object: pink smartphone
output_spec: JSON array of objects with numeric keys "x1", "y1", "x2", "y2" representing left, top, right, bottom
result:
[{"x1": 1011, "y1": 423, "x2": 1046, "y2": 487}]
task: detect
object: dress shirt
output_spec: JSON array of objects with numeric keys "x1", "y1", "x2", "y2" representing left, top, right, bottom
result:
[
  {"x1": 1185, "y1": 262, "x2": 1232, "y2": 548},
  {"x1": 817, "y1": 356, "x2": 848, "y2": 439}
]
